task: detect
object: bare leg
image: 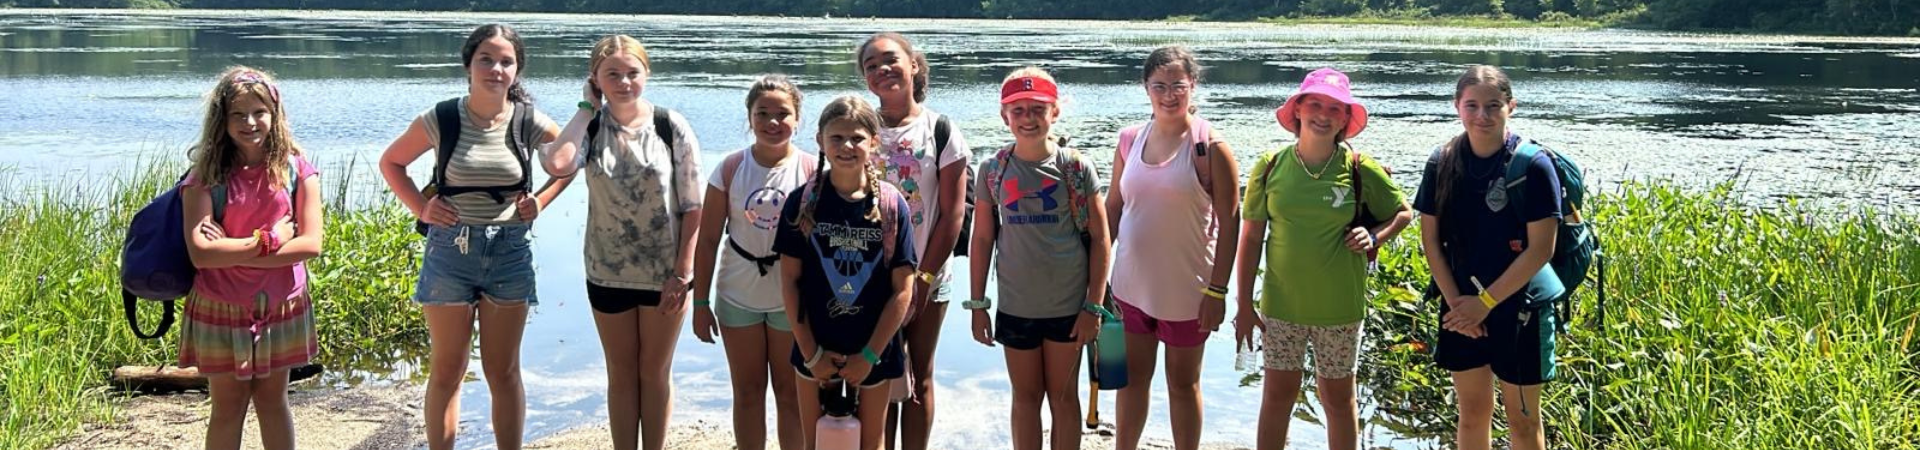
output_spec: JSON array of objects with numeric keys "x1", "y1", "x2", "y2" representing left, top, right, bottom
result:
[
  {"x1": 1005, "y1": 346, "x2": 1047, "y2": 450},
  {"x1": 1041, "y1": 340, "x2": 1084, "y2": 450},
  {"x1": 593, "y1": 308, "x2": 642, "y2": 450},
  {"x1": 1501, "y1": 381, "x2": 1547, "y2": 450},
  {"x1": 422, "y1": 305, "x2": 477, "y2": 450},
  {"x1": 636, "y1": 305, "x2": 688, "y2": 450},
  {"x1": 203, "y1": 373, "x2": 253, "y2": 450},
  {"x1": 250, "y1": 368, "x2": 296, "y2": 450},
  {"x1": 477, "y1": 297, "x2": 530, "y2": 450},
  {"x1": 1451, "y1": 367, "x2": 1497, "y2": 450},
  {"x1": 899, "y1": 302, "x2": 947, "y2": 450},
  {"x1": 721, "y1": 323, "x2": 772, "y2": 450},
  {"x1": 1113, "y1": 331, "x2": 1158, "y2": 450},
  {"x1": 1256, "y1": 369, "x2": 1305, "y2": 450},
  {"x1": 1163, "y1": 343, "x2": 1206, "y2": 450}
]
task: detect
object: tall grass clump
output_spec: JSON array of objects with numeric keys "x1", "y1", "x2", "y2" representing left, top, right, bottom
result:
[
  {"x1": 0, "y1": 160, "x2": 427, "y2": 449},
  {"x1": 1312, "y1": 180, "x2": 1918, "y2": 448}
]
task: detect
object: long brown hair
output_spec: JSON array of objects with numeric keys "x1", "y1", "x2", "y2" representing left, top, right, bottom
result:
[
  {"x1": 857, "y1": 32, "x2": 929, "y2": 104},
  {"x1": 792, "y1": 96, "x2": 886, "y2": 235},
  {"x1": 189, "y1": 66, "x2": 302, "y2": 189},
  {"x1": 1434, "y1": 64, "x2": 1514, "y2": 215}
]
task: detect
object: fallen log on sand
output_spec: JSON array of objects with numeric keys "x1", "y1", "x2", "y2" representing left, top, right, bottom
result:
[{"x1": 110, "y1": 364, "x2": 324, "y2": 393}]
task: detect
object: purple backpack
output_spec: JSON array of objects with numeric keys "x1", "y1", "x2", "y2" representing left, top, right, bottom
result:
[{"x1": 120, "y1": 165, "x2": 297, "y2": 339}]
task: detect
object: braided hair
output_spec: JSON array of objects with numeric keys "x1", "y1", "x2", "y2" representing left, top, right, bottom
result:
[{"x1": 792, "y1": 95, "x2": 886, "y2": 235}]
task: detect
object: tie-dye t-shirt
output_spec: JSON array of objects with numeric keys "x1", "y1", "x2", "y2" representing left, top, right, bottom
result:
[{"x1": 582, "y1": 108, "x2": 703, "y2": 291}]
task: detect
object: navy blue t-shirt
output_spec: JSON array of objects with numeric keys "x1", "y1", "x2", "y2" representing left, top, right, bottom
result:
[
  {"x1": 1413, "y1": 134, "x2": 1562, "y2": 303},
  {"x1": 772, "y1": 184, "x2": 918, "y2": 354}
]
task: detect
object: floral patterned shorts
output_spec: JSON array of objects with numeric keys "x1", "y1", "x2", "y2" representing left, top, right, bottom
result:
[{"x1": 1261, "y1": 317, "x2": 1364, "y2": 379}]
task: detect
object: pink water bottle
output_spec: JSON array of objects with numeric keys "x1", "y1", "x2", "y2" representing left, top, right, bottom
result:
[{"x1": 815, "y1": 381, "x2": 860, "y2": 450}]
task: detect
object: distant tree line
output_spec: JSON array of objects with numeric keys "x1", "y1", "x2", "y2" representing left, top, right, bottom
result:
[{"x1": 8, "y1": 0, "x2": 1918, "y2": 36}]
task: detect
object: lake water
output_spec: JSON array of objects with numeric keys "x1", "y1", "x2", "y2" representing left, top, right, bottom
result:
[{"x1": 4, "y1": 8, "x2": 1919, "y2": 449}]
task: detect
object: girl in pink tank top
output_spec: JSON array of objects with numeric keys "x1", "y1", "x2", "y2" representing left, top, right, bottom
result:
[
  {"x1": 178, "y1": 66, "x2": 324, "y2": 450},
  {"x1": 1104, "y1": 45, "x2": 1243, "y2": 450}
]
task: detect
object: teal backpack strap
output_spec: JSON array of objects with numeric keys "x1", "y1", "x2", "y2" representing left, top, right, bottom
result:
[
  {"x1": 1503, "y1": 135, "x2": 1541, "y2": 213},
  {"x1": 208, "y1": 157, "x2": 300, "y2": 224}
]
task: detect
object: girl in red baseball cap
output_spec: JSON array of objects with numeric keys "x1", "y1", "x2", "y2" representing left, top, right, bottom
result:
[{"x1": 965, "y1": 66, "x2": 1112, "y2": 450}]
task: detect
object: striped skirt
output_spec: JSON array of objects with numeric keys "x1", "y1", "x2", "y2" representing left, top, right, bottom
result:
[{"x1": 177, "y1": 290, "x2": 317, "y2": 381}]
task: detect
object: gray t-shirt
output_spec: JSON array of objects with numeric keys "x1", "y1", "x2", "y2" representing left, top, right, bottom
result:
[
  {"x1": 420, "y1": 98, "x2": 559, "y2": 225},
  {"x1": 976, "y1": 149, "x2": 1100, "y2": 319},
  {"x1": 582, "y1": 107, "x2": 703, "y2": 291}
]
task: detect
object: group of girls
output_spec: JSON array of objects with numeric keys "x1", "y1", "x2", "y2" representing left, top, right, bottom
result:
[{"x1": 173, "y1": 22, "x2": 1567, "y2": 450}]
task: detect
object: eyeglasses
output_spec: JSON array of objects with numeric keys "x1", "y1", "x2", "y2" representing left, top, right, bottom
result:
[{"x1": 1148, "y1": 82, "x2": 1193, "y2": 96}]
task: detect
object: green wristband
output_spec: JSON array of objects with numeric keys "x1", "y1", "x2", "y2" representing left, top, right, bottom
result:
[
  {"x1": 861, "y1": 346, "x2": 881, "y2": 365},
  {"x1": 693, "y1": 299, "x2": 711, "y2": 307},
  {"x1": 577, "y1": 100, "x2": 594, "y2": 111}
]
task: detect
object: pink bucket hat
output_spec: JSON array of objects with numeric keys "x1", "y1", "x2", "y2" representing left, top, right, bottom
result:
[{"x1": 1275, "y1": 67, "x2": 1368, "y2": 140}]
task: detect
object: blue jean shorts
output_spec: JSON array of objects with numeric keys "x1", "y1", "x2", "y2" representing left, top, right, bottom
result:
[{"x1": 413, "y1": 223, "x2": 538, "y2": 306}]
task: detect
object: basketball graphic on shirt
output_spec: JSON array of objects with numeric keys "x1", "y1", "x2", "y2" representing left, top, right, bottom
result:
[{"x1": 743, "y1": 187, "x2": 787, "y2": 231}]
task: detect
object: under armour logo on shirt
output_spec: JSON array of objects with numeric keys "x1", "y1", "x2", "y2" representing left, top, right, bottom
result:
[{"x1": 1003, "y1": 178, "x2": 1061, "y2": 212}]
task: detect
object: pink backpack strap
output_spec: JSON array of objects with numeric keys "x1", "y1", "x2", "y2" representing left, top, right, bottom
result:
[
  {"x1": 1116, "y1": 124, "x2": 1146, "y2": 165},
  {"x1": 719, "y1": 151, "x2": 747, "y2": 190},
  {"x1": 876, "y1": 183, "x2": 904, "y2": 261},
  {"x1": 1190, "y1": 117, "x2": 1215, "y2": 194}
]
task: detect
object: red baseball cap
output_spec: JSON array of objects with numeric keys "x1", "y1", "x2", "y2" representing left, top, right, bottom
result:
[{"x1": 1000, "y1": 76, "x2": 1059, "y2": 104}]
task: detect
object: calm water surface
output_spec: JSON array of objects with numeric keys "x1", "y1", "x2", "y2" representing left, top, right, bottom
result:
[{"x1": 4, "y1": 9, "x2": 1918, "y2": 449}]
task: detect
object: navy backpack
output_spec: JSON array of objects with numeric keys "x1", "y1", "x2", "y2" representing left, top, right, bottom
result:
[{"x1": 120, "y1": 165, "x2": 297, "y2": 339}]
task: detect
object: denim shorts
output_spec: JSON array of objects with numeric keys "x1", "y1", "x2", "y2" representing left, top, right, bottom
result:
[{"x1": 413, "y1": 223, "x2": 538, "y2": 306}]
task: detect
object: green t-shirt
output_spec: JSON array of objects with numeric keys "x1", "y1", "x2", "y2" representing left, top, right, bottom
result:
[{"x1": 1241, "y1": 144, "x2": 1406, "y2": 325}]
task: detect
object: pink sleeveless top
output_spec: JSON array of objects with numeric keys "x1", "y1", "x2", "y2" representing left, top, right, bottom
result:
[
  {"x1": 185, "y1": 155, "x2": 317, "y2": 306},
  {"x1": 1111, "y1": 119, "x2": 1217, "y2": 321}
]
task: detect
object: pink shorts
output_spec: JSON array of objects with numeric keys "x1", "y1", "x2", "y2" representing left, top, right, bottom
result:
[{"x1": 1115, "y1": 297, "x2": 1210, "y2": 348}]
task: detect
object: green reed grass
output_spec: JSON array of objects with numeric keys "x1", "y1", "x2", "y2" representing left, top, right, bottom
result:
[
  {"x1": 0, "y1": 161, "x2": 426, "y2": 449},
  {"x1": 1348, "y1": 180, "x2": 1920, "y2": 449}
]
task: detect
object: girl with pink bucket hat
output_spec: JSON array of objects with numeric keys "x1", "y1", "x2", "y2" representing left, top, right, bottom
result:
[
  {"x1": 1234, "y1": 67, "x2": 1414, "y2": 450},
  {"x1": 1106, "y1": 45, "x2": 1243, "y2": 450}
]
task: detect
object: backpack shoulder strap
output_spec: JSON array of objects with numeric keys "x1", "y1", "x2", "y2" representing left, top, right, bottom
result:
[
  {"x1": 583, "y1": 108, "x2": 603, "y2": 165},
  {"x1": 208, "y1": 155, "x2": 302, "y2": 224},
  {"x1": 982, "y1": 146, "x2": 1013, "y2": 205},
  {"x1": 432, "y1": 98, "x2": 463, "y2": 188},
  {"x1": 507, "y1": 102, "x2": 536, "y2": 193},
  {"x1": 1191, "y1": 118, "x2": 1213, "y2": 194},
  {"x1": 1348, "y1": 146, "x2": 1371, "y2": 226},
  {"x1": 720, "y1": 150, "x2": 747, "y2": 192},
  {"x1": 877, "y1": 183, "x2": 903, "y2": 261},
  {"x1": 1059, "y1": 149, "x2": 1094, "y2": 233},
  {"x1": 1504, "y1": 137, "x2": 1546, "y2": 214},
  {"x1": 933, "y1": 113, "x2": 952, "y2": 161},
  {"x1": 654, "y1": 105, "x2": 675, "y2": 151},
  {"x1": 209, "y1": 183, "x2": 228, "y2": 224}
]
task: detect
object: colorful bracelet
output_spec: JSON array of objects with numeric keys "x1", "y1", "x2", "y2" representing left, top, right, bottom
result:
[
  {"x1": 1201, "y1": 286, "x2": 1228, "y2": 300},
  {"x1": 860, "y1": 346, "x2": 881, "y2": 365},
  {"x1": 693, "y1": 299, "x2": 711, "y2": 307}
]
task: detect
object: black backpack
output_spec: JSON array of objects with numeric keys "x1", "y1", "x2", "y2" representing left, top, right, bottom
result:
[
  {"x1": 414, "y1": 98, "x2": 539, "y2": 236},
  {"x1": 584, "y1": 104, "x2": 676, "y2": 165},
  {"x1": 930, "y1": 114, "x2": 974, "y2": 257}
]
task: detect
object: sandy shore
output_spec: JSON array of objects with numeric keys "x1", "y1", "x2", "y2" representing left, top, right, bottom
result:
[{"x1": 55, "y1": 384, "x2": 1247, "y2": 450}]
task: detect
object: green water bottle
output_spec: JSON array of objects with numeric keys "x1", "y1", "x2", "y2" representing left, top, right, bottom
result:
[{"x1": 1089, "y1": 304, "x2": 1128, "y2": 390}]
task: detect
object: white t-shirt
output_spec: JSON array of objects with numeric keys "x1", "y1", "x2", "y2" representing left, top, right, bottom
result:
[
  {"x1": 582, "y1": 108, "x2": 703, "y2": 291},
  {"x1": 707, "y1": 148, "x2": 817, "y2": 312},
  {"x1": 877, "y1": 109, "x2": 969, "y2": 281}
]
